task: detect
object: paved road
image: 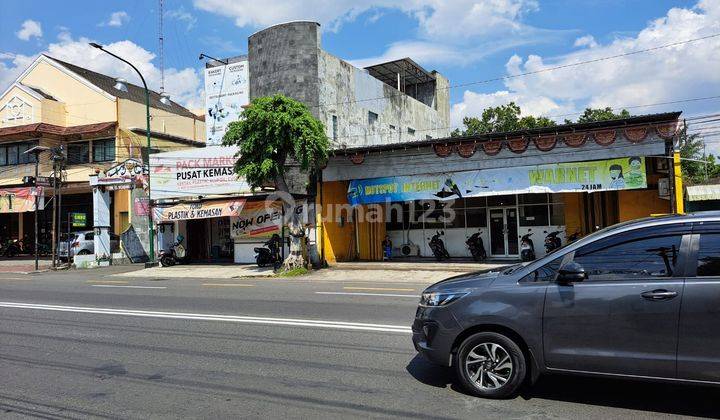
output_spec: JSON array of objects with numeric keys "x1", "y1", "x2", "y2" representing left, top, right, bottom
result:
[{"x1": 0, "y1": 268, "x2": 717, "y2": 419}]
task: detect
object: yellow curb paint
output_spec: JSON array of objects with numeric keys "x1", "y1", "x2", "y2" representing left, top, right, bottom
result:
[
  {"x1": 202, "y1": 283, "x2": 255, "y2": 287},
  {"x1": 343, "y1": 287, "x2": 415, "y2": 292},
  {"x1": 86, "y1": 280, "x2": 129, "y2": 284}
]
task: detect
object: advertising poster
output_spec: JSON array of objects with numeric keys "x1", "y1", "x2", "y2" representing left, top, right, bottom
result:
[
  {"x1": 230, "y1": 201, "x2": 309, "y2": 239},
  {"x1": 0, "y1": 187, "x2": 44, "y2": 213},
  {"x1": 153, "y1": 199, "x2": 246, "y2": 222},
  {"x1": 204, "y1": 59, "x2": 249, "y2": 145},
  {"x1": 348, "y1": 157, "x2": 647, "y2": 205},
  {"x1": 149, "y1": 146, "x2": 251, "y2": 200}
]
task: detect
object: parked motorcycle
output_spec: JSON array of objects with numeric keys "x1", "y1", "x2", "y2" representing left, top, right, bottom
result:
[
  {"x1": 2, "y1": 239, "x2": 21, "y2": 258},
  {"x1": 520, "y1": 231, "x2": 536, "y2": 262},
  {"x1": 544, "y1": 230, "x2": 563, "y2": 253},
  {"x1": 465, "y1": 229, "x2": 487, "y2": 262},
  {"x1": 428, "y1": 230, "x2": 450, "y2": 261},
  {"x1": 566, "y1": 229, "x2": 582, "y2": 243},
  {"x1": 255, "y1": 234, "x2": 282, "y2": 268},
  {"x1": 159, "y1": 235, "x2": 187, "y2": 267}
]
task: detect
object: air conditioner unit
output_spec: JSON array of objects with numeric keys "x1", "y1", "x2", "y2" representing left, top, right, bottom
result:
[{"x1": 400, "y1": 243, "x2": 419, "y2": 256}]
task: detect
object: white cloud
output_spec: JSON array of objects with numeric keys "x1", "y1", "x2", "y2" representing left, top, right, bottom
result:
[
  {"x1": 573, "y1": 35, "x2": 597, "y2": 48},
  {"x1": 451, "y1": 1, "x2": 720, "y2": 124},
  {"x1": 0, "y1": 32, "x2": 203, "y2": 109},
  {"x1": 16, "y1": 20, "x2": 43, "y2": 41},
  {"x1": 193, "y1": 0, "x2": 565, "y2": 66},
  {"x1": 167, "y1": 7, "x2": 198, "y2": 30},
  {"x1": 101, "y1": 11, "x2": 130, "y2": 27}
]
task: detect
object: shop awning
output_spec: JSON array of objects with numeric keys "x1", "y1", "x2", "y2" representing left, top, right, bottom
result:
[{"x1": 686, "y1": 185, "x2": 720, "y2": 201}]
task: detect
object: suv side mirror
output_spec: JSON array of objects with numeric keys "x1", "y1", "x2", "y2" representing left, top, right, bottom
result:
[{"x1": 557, "y1": 262, "x2": 587, "y2": 284}]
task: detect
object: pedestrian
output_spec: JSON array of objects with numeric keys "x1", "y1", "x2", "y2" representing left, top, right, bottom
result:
[{"x1": 382, "y1": 235, "x2": 392, "y2": 261}]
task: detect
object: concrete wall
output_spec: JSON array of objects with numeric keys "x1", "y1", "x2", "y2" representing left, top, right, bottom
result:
[{"x1": 247, "y1": 21, "x2": 450, "y2": 150}]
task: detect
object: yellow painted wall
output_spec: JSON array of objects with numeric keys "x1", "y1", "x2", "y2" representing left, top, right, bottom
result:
[
  {"x1": 20, "y1": 60, "x2": 117, "y2": 126},
  {"x1": 118, "y1": 99, "x2": 205, "y2": 142},
  {"x1": 113, "y1": 190, "x2": 130, "y2": 234},
  {"x1": 319, "y1": 181, "x2": 355, "y2": 263},
  {"x1": 618, "y1": 189, "x2": 670, "y2": 221}
]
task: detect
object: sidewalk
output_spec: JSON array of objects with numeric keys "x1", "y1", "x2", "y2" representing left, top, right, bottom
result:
[{"x1": 0, "y1": 258, "x2": 52, "y2": 274}]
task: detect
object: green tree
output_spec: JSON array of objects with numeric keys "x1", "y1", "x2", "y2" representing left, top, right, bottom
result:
[
  {"x1": 223, "y1": 94, "x2": 329, "y2": 269},
  {"x1": 452, "y1": 102, "x2": 555, "y2": 136},
  {"x1": 568, "y1": 107, "x2": 631, "y2": 124},
  {"x1": 678, "y1": 124, "x2": 711, "y2": 184}
]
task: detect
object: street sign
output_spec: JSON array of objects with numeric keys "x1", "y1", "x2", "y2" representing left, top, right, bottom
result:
[
  {"x1": 36, "y1": 176, "x2": 59, "y2": 187},
  {"x1": 70, "y1": 212, "x2": 87, "y2": 227}
]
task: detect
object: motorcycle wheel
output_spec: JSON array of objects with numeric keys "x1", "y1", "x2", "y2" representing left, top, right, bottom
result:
[
  {"x1": 160, "y1": 255, "x2": 175, "y2": 267},
  {"x1": 256, "y1": 256, "x2": 266, "y2": 267}
]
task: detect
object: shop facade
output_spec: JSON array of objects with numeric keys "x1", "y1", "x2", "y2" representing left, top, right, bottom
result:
[{"x1": 318, "y1": 112, "x2": 682, "y2": 263}]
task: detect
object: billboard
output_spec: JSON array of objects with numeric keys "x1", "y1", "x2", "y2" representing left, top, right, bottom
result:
[
  {"x1": 204, "y1": 58, "x2": 249, "y2": 145},
  {"x1": 149, "y1": 146, "x2": 251, "y2": 200},
  {"x1": 0, "y1": 187, "x2": 44, "y2": 213},
  {"x1": 153, "y1": 198, "x2": 246, "y2": 222},
  {"x1": 348, "y1": 157, "x2": 647, "y2": 205}
]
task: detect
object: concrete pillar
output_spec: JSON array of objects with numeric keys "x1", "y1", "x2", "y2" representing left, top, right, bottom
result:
[{"x1": 92, "y1": 183, "x2": 111, "y2": 260}]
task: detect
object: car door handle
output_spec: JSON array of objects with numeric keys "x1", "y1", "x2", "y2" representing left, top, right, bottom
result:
[{"x1": 641, "y1": 289, "x2": 678, "y2": 301}]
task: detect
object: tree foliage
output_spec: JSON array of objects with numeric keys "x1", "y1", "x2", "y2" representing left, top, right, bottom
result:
[
  {"x1": 568, "y1": 107, "x2": 631, "y2": 124},
  {"x1": 222, "y1": 94, "x2": 329, "y2": 192},
  {"x1": 679, "y1": 125, "x2": 720, "y2": 183},
  {"x1": 452, "y1": 102, "x2": 555, "y2": 136}
]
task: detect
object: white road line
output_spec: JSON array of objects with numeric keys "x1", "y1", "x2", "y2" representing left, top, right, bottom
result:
[
  {"x1": 316, "y1": 292, "x2": 418, "y2": 298},
  {"x1": 90, "y1": 285, "x2": 168, "y2": 289},
  {"x1": 0, "y1": 302, "x2": 412, "y2": 334}
]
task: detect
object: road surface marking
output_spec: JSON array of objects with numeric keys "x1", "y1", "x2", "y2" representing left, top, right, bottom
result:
[
  {"x1": 0, "y1": 302, "x2": 412, "y2": 334},
  {"x1": 343, "y1": 287, "x2": 415, "y2": 292},
  {"x1": 316, "y1": 292, "x2": 418, "y2": 298},
  {"x1": 202, "y1": 283, "x2": 255, "y2": 287},
  {"x1": 0, "y1": 277, "x2": 30, "y2": 281},
  {"x1": 91, "y1": 285, "x2": 167, "y2": 289},
  {"x1": 86, "y1": 280, "x2": 128, "y2": 284}
]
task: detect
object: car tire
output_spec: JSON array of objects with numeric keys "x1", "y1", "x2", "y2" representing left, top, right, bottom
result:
[{"x1": 455, "y1": 332, "x2": 526, "y2": 399}]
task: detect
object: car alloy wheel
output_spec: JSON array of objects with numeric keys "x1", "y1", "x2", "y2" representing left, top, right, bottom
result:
[{"x1": 465, "y1": 342, "x2": 513, "y2": 390}]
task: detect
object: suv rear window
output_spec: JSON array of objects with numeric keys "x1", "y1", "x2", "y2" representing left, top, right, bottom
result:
[{"x1": 697, "y1": 234, "x2": 720, "y2": 276}]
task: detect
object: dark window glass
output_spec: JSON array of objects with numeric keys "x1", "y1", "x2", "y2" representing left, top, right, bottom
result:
[
  {"x1": 18, "y1": 143, "x2": 35, "y2": 164},
  {"x1": 368, "y1": 111, "x2": 378, "y2": 125},
  {"x1": 407, "y1": 127, "x2": 415, "y2": 135},
  {"x1": 464, "y1": 196, "x2": 487, "y2": 208},
  {"x1": 84, "y1": 232, "x2": 94, "y2": 240},
  {"x1": 487, "y1": 194, "x2": 516, "y2": 206},
  {"x1": 67, "y1": 142, "x2": 90, "y2": 164},
  {"x1": 519, "y1": 205, "x2": 549, "y2": 226},
  {"x1": 0, "y1": 147, "x2": 6, "y2": 166},
  {"x1": 7, "y1": 145, "x2": 18, "y2": 165},
  {"x1": 466, "y1": 208, "x2": 487, "y2": 227},
  {"x1": 697, "y1": 234, "x2": 720, "y2": 276},
  {"x1": 332, "y1": 115, "x2": 338, "y2": 141},
  {"x1": 518, "y1": 193, "x2": 548, "y2": 205},
  {"x1": 574, "y1": 235, "x2": 682, "y2": 281},
  {"x1": 93, "y1": 139, "x2": 115, "y2": 162},
  {"x1": 521, "y1": 256, "x2": 564, "y2": 283}
]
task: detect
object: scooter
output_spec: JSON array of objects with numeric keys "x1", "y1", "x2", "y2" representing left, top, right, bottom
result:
[
  {"x1": 544, "y1": 230, "x2": 563, "y2": 253},
  {"x1": 159, "y1": 235, "x2": 187, "y2": 267},
  {"x1": 566, "y1": 230, "x2": 582, "y2": 243},
  {"x1": 520, "y1": 231, "x2": 536, "y2": 262},
  {"x1": 466, "y1": 229, "x2": 487, "y2": 261},
  {"x1": 255, "y1": 234, "x2": 282, "y2": 268},
  {"x1": 428, "y1": 230, "x2": 450, "y2": 261},
  {"x1": 2, "y1": 239, "x2": 21, "y2": 258}
]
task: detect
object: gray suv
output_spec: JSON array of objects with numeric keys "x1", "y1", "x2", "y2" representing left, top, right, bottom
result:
[{"x1": 413, "y1": 212, "x2": 720, "y2": 398}]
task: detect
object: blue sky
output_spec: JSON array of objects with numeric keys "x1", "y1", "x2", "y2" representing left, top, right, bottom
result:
[{"x1": 1, "y1": 0, "x2": 718, "y2": 146}]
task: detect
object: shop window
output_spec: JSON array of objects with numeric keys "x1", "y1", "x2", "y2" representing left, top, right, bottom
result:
[
  {"x1": 7, "y1": 145, "x2": 19, "y2": 165},
  {"x1": 449, "y1": 209, "x2": 465, "y2": 229},
  {"x1": 519, "y1": 205, "x2": 549, "y2": 226},
  {"x1": 464, "y1": 196, "x2": 487, "y2": 208},
  {"x1": 550, "y1": 193, "x2": 564, "y2": 203},
  {"x1": 0, "y1": 148, "x2": 6, "y2": 166},
  {"x1": 550, "y1": 203, "x2": 565, "y2": 225},
  {"x1": 93, "y1": 138, "x2": 116, "y2": 162},
  {"x1": 466, "y1": 208, "x2": 488, "y2": 227},
  {"x1": 487, "y1": 194, "x2": 516, "y2": 207},
  {"x1": 697, "y1": 234, "x2": 720, "y2": 277},
  {"x1": 67, "y1": 142, "x2": 90, "y2": 164},
  {"x1": 519, "y1": 193, "x2": 549, "y2": 205}
]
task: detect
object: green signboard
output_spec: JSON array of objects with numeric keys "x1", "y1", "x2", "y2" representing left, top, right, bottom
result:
[{"x1": 70, "y1": 212, "x2": 87, "y2": 228}]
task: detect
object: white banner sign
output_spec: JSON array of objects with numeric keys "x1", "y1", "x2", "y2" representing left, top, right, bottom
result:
[
  {"x1": 149, "y1": 146, "x2": 251, "y2": 200},
  {"x1": 204, "y1": 59, "x2": 249, "y2": 145}
]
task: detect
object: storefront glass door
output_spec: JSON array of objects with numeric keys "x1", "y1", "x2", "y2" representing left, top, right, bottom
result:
[{"x1": 488, "y1": 207, "x2": 519, "y2": 257}]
